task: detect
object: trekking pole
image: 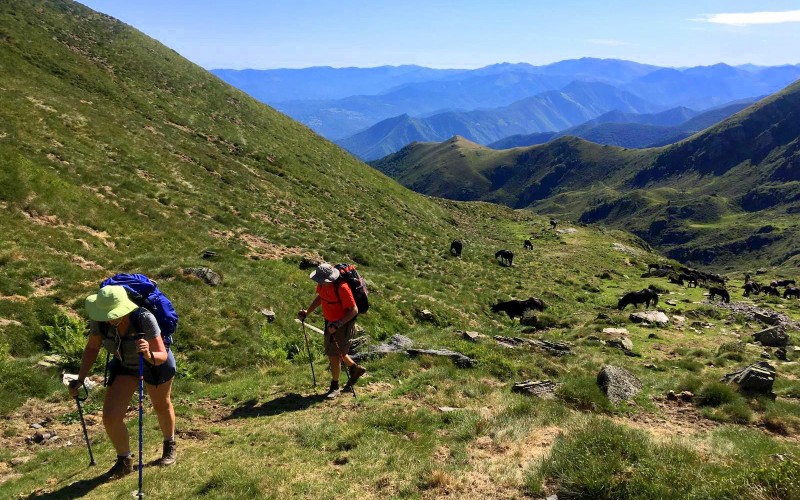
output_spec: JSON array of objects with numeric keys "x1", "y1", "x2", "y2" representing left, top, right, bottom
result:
[
  {"x1": 330, "y1": 334, "x2": 356, "y2": 399},
  {"x1": 301, "y1": 321, "x2": 317, "y2": 387},
  {"x1": 136, "y1": 334, "x2": 145, "y2": 499},
  {"x1": 74, "y1": 382, "x2": 96, "y2": 466}
]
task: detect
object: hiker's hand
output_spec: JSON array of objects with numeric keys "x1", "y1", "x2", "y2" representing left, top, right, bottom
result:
[
  {"x1": 136, "y1": 338, "x2": 149, "y2": 356},
  {"x1": 68, "y1": 379, "x2": 82, "y2": 398},
  {"x1": 327, "y1": 321, "x2": 339, "y2": 333},
  {"x1": 298, "y1": 309, "x2": 307, "y2": 321}
]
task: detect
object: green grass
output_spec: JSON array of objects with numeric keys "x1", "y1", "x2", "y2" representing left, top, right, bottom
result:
[{"x1": 1, "y1": 1, "x2": 800, "y2": 498}]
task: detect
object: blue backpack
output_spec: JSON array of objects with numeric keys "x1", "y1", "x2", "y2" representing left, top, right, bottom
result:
[{"x1": 100, "y1": 273, "x2": 179, "y2": 345}]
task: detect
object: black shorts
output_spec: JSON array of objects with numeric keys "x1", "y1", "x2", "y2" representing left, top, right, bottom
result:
[{"x1": 107, "y1": 349, "x2": 176, "y2": 387}]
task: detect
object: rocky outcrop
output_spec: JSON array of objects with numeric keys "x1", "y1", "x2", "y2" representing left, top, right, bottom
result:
[
  {"x1": 722, "y1": 361, "x2": 776, "y2": 394},
  {"x1": 407, "y1": 348, "x2": 476, "y2": 368},
  {"x1": 512, "y1": 380, "x2": 559, "y2": 399},
  {"x1": 753, "y1": 326, "x2": 791, "y2": 347}
]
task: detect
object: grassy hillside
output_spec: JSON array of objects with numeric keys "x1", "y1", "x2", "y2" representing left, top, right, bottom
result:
[
  {"x1": 2, "y1": 2, "x2": 800, "y2": 499},
  {"x1": 373, "y1": 81, "x2": 800, "y2": 271}
]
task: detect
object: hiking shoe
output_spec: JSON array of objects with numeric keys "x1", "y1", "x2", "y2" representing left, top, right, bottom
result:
[
  {"x1": 158, "y1": 439, "x2": 176, "y2": 466},
  {"x1": 347, "y1": 364, "x2": 366, "y2": 386},
  {"x1": 326, "y1": 381, "x2": 341, "y2": 399},
  {"x1": 106, "y1": 455, "x2": 134, "y2": 479}
]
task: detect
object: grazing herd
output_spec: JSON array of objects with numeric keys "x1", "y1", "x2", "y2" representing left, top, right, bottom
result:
[{"x1": 449, "y1": 231, "x2": 798, "y2": 323}]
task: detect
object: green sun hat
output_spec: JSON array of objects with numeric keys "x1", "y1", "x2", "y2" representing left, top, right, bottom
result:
[{"x1": 85, "y1": 285, "x2": 139, "y2": 321}]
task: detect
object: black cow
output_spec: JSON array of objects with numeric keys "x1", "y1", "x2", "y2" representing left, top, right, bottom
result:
[
  {"x1": 549, "y1": 219, "x2": 558, "y2": 230},
  {"x1": 617, "y1": 289, "x2": 659, "y2": 310},
  {"x1": 495, "y1": 249, "x2": 514, "y2": 267},
  {"x1": 743, "y1": 282, "x2": 761, "y2": 297},
  {"x1": 668, "y1": 274, "x2": 684, "y2": 286},
  {"x1": 708, "y1": 287, "x2": 730, "y2": 303},
  {"x1": 450, "y1": 239, "x2": 463, "y2": 258},
  {"x1": 491, "y1": 297, "x2": 546, "y2": 319},
  {"x1": 523, "y1": 239, "x2": 533, "y2": 250},
  {"x1": 762, "y1": 285, "x2": 780, "y2": 297},
  {"x1": 679, "y1": 273, "x2": 698, "y2": 287},
  {"x1": 784, "y1": 287, "x2": 800, "y2": 299},
  {"x1": 771, "y1": 279, "x2": 796, "y2": 287}
]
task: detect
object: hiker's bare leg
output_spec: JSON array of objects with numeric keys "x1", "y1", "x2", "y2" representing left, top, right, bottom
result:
[
  {"x1": 328, "y1": 355, "x2": 341, "y2": 381},
  {"x1": 103, "y1": 375, "x2": 137, "y2": 455},
  {"x1": 342, "y1": 354, "x2": 356, "y2": 367},
  {"x1": 146, "y1": 379, "x2": 175, "y2": 439}
]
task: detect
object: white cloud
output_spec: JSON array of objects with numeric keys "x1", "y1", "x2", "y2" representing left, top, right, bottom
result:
[
  {"x1": 697, "y1": 10, "x2": 800, "y2": 26},
  {"x1": 586, "y1": 38, "x2": 630, "y2": 46}
]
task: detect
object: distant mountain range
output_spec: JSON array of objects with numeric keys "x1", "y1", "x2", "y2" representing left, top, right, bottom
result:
[
  {"x1": 371, "y1": 79, "x2": 800, "y2": 267},
  {"x1": 487, "y1": 100, "x2": 755, "y2": 149},
  {"x1": 213, "y1": 59, "x2": 800, "y2": 147},
  {"x1": 337, "y1": 81, "x2": 660, "y2": 160}
]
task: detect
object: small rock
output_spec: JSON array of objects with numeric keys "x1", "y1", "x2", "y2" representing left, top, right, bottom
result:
[
  {"x1": 11, "y1": 457, "x2": 30, "y2": 466},
  {"x1": 630, "y1": 311, "x2": 669, "y2": 325},
  {"x1": 597, "y1": 365, "x2": 642, "y2": 404},
  {"x1": 666, "y1": 390, "x2": 677, "y2": 401},
  {"x1": 260, "y1": 308, "x2": 276, "y2": 322},
  {"x1": 644, "y1": 363, "x2": 657, "y2": 369},
  {"x1": 678, "y1": 391, "x2": 694, "y2": 402},
  {"x1": 512, "y1": 380, "x2": 558, "y2": 399},
  {"x1": 460, "y1": 330, "x2": 481, "y2": 342},
  {"x1": 417, "y1": 309, "x2": 436, "y2": 322},
  {"x1": 665, "y1": 300, "x2": 677, "y2": 306},
  {"x1": 608, "y1": 337, "x2": 633, "y2": 351},
  {"x1": 183, "y1": 267, "x2": 222, "y2": 286},
  {"x1": 437, "y1": 406, "x2": 459, "y2": 412},
  {"x1": 602, "y1": 328, "x2": 628, "y2": 335},
  {"x1": 672, "y1": 315, "x2": 686, "y2": 324},
  {"x1": 201, "y1": 250, "x2": 217, "y2": 259},
  {"x1": 30, "y1": 423, "x2": 42, "y2": 430},
  {"x1": 762, "y1": 351, "x2": 772, "y2": 359},
  {"x1": 596, "y1": 313, "x2": 610, "y2": 320},
  {"x1": 648, "y1": 333, "x2": 659, "y2": 339}
]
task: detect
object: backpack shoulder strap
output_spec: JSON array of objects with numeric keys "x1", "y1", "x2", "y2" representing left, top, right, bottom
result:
[{"x1": 129, "y1": 307, "x2": 144, "y2": 333}]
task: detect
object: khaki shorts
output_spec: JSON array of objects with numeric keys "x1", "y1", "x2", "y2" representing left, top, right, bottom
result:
[{"x1": 324, "y1": 320, "x2": 355, "y2": 357}]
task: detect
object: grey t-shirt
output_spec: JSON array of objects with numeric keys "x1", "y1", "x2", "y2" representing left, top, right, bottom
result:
[{"x1": 89, "y1": 308, "x2": 161, "y2": 370}]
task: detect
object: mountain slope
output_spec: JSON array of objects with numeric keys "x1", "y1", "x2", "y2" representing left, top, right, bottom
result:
[
  {"x1": 339, "y1": 82, "x2": 660, "y2": 159},
  {"x1": 373, "y1": 80, "x2": 800, "y2": 267},
  {"x1": 0, "y1": 0, "x2": 489, "y2": 366}
]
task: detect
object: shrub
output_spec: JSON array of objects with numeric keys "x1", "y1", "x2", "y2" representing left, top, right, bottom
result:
[
  {"x1": 696, "y1": 382, "x2": 738, "y2": 407},
  {"x1": 557, "y1": 375, "x2": 613, "y2": 413},
  {"x1": 41, "y1": 313, "x2": 89, "y2": 370}
]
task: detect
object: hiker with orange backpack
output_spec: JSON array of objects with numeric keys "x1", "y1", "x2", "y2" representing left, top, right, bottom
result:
[
  {"x1": 68, "y1": 285, "x2": 177, "y2": 479},
  {"x1": 298, "y1": 263, "x2": 367, "y2": 398}
]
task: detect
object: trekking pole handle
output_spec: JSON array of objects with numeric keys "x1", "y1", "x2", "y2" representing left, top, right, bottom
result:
[{"x1": 69, "y1": 379, "x2": 90, "y2": 402}]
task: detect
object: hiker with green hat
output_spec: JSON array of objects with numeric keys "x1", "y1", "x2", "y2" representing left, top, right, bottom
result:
[
  {"x1": 68, "y1": 285, "x2": 177, "y2": 478},
  {"x1": 298, "y1": 263, "x2": 367, "y2": 398}
]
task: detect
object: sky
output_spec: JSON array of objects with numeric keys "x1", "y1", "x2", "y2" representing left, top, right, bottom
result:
[{"x1": 77, "y1": 1, "x2": 800, "y2": 70}]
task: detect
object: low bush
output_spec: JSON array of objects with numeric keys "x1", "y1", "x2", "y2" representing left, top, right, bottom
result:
[
  {"x1": 696, "y1": 382, "x2": 739, "y2": 407},
  {"x1": 41, "y1": 313, "x2": 91, "y2": 371}
]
